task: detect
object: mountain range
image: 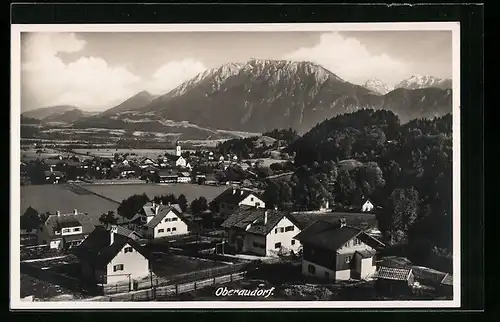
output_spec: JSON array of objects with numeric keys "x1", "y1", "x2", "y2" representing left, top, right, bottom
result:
[{"x1": 22, "y1": 59, "x2": 453, "y2": 139}]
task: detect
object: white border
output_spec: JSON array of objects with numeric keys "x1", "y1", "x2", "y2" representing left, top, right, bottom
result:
[{"x1": 10, "y1": 22, "x2": 461, "y2": 310}]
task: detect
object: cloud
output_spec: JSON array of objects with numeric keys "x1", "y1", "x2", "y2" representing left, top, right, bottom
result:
[
  {"x1": 22, "y1": 33, "x2": 142, "y2": 110},
  {"x1": 283, "y1": 32, "x2": 410, "y2": 87},
  {"x1": 146, "y1": 58, "x2": 207, "y2": 95}
]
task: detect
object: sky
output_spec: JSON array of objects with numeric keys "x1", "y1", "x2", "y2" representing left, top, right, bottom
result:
[{"x1": 20, "y1": 30, "x2": 452, "y2": 112}]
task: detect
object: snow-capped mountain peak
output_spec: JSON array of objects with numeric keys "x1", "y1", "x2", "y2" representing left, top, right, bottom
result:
[
  {"x1": 395, "y1": 75, "x2": 452, "y2": 90},
  {"x1": 363, "y1": 77, "x2": 392, "y2": 95}
]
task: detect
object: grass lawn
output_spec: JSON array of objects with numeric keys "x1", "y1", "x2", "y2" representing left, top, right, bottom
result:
[
  {"x1": 20, "y1": 184, "x2": 119, "y2": 217},
  {"x1": 81, "y1": 183, "x2": 227, "y2": 203},
  {"x1": 151, "y1": 254, "x2": 228, "y2": 278}
]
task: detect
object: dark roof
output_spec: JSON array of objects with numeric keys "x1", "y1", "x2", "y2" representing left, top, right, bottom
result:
[
  {"x1": 221, "y1": 206, "x2": 299, "y2": 236},
  {"x1": 43, "y1": 213, "x2": 96, "y2": 238},
  {"x1": 356, "y1": 249, "x2": 377, "y2": 259},
  {"x1": 213, "y1": 188, "x2": 262, "y2": 206},
  {"x1": 158, "y1": 169, "x2": 178, "y2": 177},
  {"x1": 63, "y1": 234, "x2": 88, "y2": 243},
  {"x1": 164, "y1": 154, "x2": 182, "y2": 161},
  {"x1": 373, "y1": 266, "x2": 413, "y2": 281},
  {"x1": 289, "y1": 212, "x2": 377, "y2": 231},
  {"x1": 44, "y1": 170, "x2": 64, "y2": 177},
  {"x1": 293, "y1": 220, "x2": 385, "y2": 252},
  {"x1": 441, "y1": 273, "x2": 453, "y2": 286},
  {"x1": 143, "y1": 203, "x2": 186, "y2": 228},
  {"x1": 74, "y1": 226, "x2": 149, "y2": 267},
  {"x1": 58, "y1": 220, "x2": 82, "y2": 229}
]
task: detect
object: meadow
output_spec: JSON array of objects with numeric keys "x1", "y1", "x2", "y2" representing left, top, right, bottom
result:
[
  {"x1": 20, "y1": 184, "x2": 119, "y2": 217},
  {"x1": 80, "y1": 183, "x2": 228, "y2": 203}
]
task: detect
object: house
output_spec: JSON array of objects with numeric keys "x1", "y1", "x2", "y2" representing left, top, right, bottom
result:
[
  {"x1": 158, "y1": 169, "x2": 178, "y2": 183},
  {"x1": 74, "y1": 225, "x2": 150, "y2": 288},
  {"x1": 211, "y1": 187, "x2": 266, "y2": 217},
  {"x1": 164, "y1": 154, "x2": 187, "y2": 168},
  {"x1": 177, "y1": 172, "x2": 191, "y2": 183},
  {"x1": 293, "y1": 218, "x2": 385, "y2": 282},
  {"x1": 130, "y1": 202, "x2": 189, "y2": 239},
  {"x1": 139, "y1": 157, "x2": 158, "y2": 168},
  {"x1": 37, "y1": 210, "x2": 97, "y2": 249},
  {"x1": 361, "y1": 199, "x2": 375, "y2": 212},
  {"x1": 221, "y1": 206, "x2": 302, "y2": 257},
  {"x1": 372, "y1": 266, "x2": 415, "y2": 295},
  {"x1": 142, "y1": 165, "x2": 158, "y2": 175},
  {"x1": 43, "y1": 170, "x2": 65, "y2": 184}
]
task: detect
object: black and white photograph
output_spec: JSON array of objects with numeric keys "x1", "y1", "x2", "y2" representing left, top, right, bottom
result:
[{"x1": 11, "y1": 22, "x2": 460, "y2": 309}]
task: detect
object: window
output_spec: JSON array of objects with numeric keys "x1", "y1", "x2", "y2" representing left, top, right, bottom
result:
[
  {"x1": 250, "y1": 197, "x2": 254, "y2": 201},
  {"x1": 62, "y1": 228, "x2": 71, "y2": 233},
  {"x1": 167, "y1": 228, "x2": 171, "y2": 232},
  {"x1": 158, "y1": 229, "x2": 164, "y2": 233},
  {"x1": 280, "y1": 227, "x2": 284, "y2": 233},
  {"x1": 113, "y1": 264, "x2": 124, "y2": 272},
  {"x1": 73, "y1": 227, "x2": 81, "y2": 232},
  {"x1": 274, "y1": 228, "x2": 278, "y2": 234},
  {"x1": 285, "y1": 226, "x2": 294, "y2": 232},
  {"x1": 124, "y1": 246, "x2": 133, "y2": 253},
  {"x1": 255, "y1": 202, "x2": 261, "y2": 207},
  {"x1": 275, "y1": 242, "x2": 282, "y2": 249},
  {"x1": 325, "y1": 271, "x2": 330, "y2": 278},
  {"x1": 291, "y1": 239, "x2": 296, "y2": 245},
  {"x1": 308, "y1": 264, "x2": 316, "y2": 274},
  {"x1": 165, "y1": 218, "x2": 170, "y2": 222},
  {"x1": 54, "y1": 230, "x2": 60, "y2": 235},
  {"x1": 172, "y1": 217, "x2": 178, "y2": 222},
  {"x1": 353, "y1": 238, "x2": 360, "y2": 246},
  {"x1": 172, "y1": 227, "x2": 177, "y2": 231},
  {"x1": 345, "y1": 256, "x2": 352, "y2": 264}
]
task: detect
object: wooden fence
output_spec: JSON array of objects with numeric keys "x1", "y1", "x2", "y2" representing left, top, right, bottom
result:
[
  {"x1": 87, "y1": 271, "x2": 247, "y2": 301},
  {"x1": 101, "y1": 261, "x2": 257, "y2": 295}
]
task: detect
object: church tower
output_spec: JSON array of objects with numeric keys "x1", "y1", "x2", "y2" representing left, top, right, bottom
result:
[{"x1": 175, "y1": 141, "x2": 182, "y2": 157}]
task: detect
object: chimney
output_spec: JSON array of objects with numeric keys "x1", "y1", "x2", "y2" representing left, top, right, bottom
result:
[
  {"x1": 73, "y1": 209, "x2": 78, "y2": 215},
  {"x1": 339, "y1": 218, "x2": 346, "y2": 228},
  {"x1": 110, "y1": 225, "x2": 118, "y2": 245},
  {"x1": 56, "y1": 211, "x2": 61, "y2": 217},
  {"x1": 264, "y1": 210, "x2": 268, "y2": 224}
]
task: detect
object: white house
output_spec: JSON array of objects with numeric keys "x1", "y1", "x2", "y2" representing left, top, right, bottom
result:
[
  {"x1": 177, "y1": 172, "x2": 191, "y2": 183},
  {"x1": 221, "y1": 206, "x2": 302, "y2": 257},
  {"x1": 212, "y1": 188, "x2": 266, "y2": 217},
  {"x1": 37, "y1": 210, "x2": 96, "y2": 249},
  {"x1": 130, "y1": 202, "x2": 190, "y2": 239},
  {"x1": 361, "y1": 199, "x2": 375, "y2": 212},
  {"x1": 294, "y1": 219, "x2": 385, "y2": 282},
  {"x1": 75, "y1": 225, "x2": 150, "y2": 287}
]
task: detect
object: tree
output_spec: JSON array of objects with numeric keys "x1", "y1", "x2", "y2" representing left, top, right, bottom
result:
[
  {"x1": 21, "y1": 206, "x2": 40, "y2": 231},
  {"x1": 177, "y1": 194, "x2": 188, "y2": 212},
  {"x1": 99, "y1": 211, "x2": 118, "y2": 228},
  {"x1": 383, "y1": 187, "x2": 420, "y2": 245},
  {"x1": 263, "y1": 181, "x2": 280, "y2": 209},
  {"x1": 117, "y1": 193, "x2": 150, "y2": 219},
  {"x1": 191, "y1": 197, "x2": 208, "y2": 215}
]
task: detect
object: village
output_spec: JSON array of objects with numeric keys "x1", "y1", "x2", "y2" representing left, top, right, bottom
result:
[{"x1": 19, "y1": 140, "x2": 453, "y2": 302}]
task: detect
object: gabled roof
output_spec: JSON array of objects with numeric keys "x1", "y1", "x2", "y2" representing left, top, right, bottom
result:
[
  {"x1": 373, "y1": 266, "x2": 413, "y2": 281},
  {"x1": 356, "y1": 249, "x2": 377, "y2": 259},
  {"x1": 142, "y1": 203, "x2": 186, "y2": 228},
  {"x1": 213, "y1": 188, "x2": 262, "y2": 206},
  {"x1": 43, "y1": 213, "x2": 97, "y2": 238},
  {"x1": 74, "y1": 226, "x2": 149, "y2": 267},
  {"x1": 221, "y1": 206, "x2": 300, "y2": 236},
  {"x1": 158, "y1": 169, "x2": 178, "y2": 177},
  {"x1": 58, "y1": 220, "x2": 82, "y2": 229},
  {"x1": 293, "y1": 220, "x2": 385, "y2": 252},
  {"x1": 164, "y1": 154, "x2": 183, "y2": 162},
  {"x1": 289, "y1": 212, "x2": 377, "y2": 231}
]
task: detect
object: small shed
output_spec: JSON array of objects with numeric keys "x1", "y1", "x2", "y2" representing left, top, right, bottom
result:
[{"x1": 373, "y1": 266, "x2": 415, "y2": 295}]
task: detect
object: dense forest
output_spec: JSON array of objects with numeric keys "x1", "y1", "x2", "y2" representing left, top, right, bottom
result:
[{"x1": 264, "y1": 109, "x2": 453, "y2": 260}]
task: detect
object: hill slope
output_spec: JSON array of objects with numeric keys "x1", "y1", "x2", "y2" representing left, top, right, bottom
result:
[
  {"x1": 99, "y1": 91, "x2": 157, "y2": 116},
  {"x1": 21, "y1": 105, "x2": 78, "y2": 120}
]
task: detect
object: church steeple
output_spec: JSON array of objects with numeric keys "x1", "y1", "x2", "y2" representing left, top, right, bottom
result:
[{"x1": 175, "y1": 141, "x2": 181, "y2": 157}]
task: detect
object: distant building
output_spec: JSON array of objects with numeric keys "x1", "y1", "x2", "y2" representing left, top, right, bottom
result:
[
  {"x1": 221, "y1": 206, "x2": 302, "y2": 257},
  {"x1": 294, "y1": 218, "x2": 385, "y2": 282},
  {"x1": 139, "y1": 157, "x2": 158, "y2": 169},
  {"x1": 175, "y1": 141, "x2": 182, "y2": 157},
  {"x1": 75, "y1": 225, "x2": 150, "y2": 287},
  {"x1": 129, "y1": 202, "x2": 190, "y2": 239},
  {"x1": 361, "y1": 199, "x2": 375, "y2": 213},
  {"x1": 212, "y1": 187, "x2": 266, "y2": 217},
  {"x1": 164, "y1": 154, "x2": 187, "y2": 168},
  {"x1": 177, "y1": 172, "x2": 191, "y2": 183},
  {"x1": 37, "y1": 210, "x2": 96, "y2": 249},
  {"x1": 158, "y1": 169, "x2": 178, "y2": 183},
  {"x1": 43, "y1": 170, "x2": 65, "y2": 184}
]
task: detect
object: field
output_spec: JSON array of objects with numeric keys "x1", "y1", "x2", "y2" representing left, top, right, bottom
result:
[
  {"x1": 20, "y1": 184, "x2": 119, "y2": 216},
  {"x1": 80, "y1": 183, "x2": 228, "y2": 203},
  {"x1": 73, "y1": 148, "x2": 195, "y2": 159},
  {"x1": 21, "y1": 148, "x2": 72, "y2": 161}
]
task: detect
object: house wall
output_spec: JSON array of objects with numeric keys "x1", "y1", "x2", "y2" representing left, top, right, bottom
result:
[
  {"x1": 301, "y1": 259, "x2": 335, "y2": 281},
  {"x1": 337, "y1": 238, "x2": 375, "y2": 255},
  {"x1": 37, "y1": 226, "x2": 50, "y2": 245},
  {"x1": 239, "y1": 194, "x2": 266, "y2": 208},
  {"x1": 151, "y1": 211, "x2": 189, "y2": 238},
  {"x1": 360, "y1": 257, "x2": 376, "y2": 279},
  {"x1": 362, "y1": 201, "x2": 374, "y2": 212},
  {"x1": 49, "y1": 239, "x2": 62, "y2": 249},
  {"x1": 265, "y1": 216, "x2": 302, "y2": 256},
  {"x1": 106, "y1": 243, "x2": 150, "y2": 285},
  {"x1": 242, "y1": 233, "x2": 267, "y2": 256},
  {"x1": 176, "y1": 157, "x2": 186, "y2": 167}
]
